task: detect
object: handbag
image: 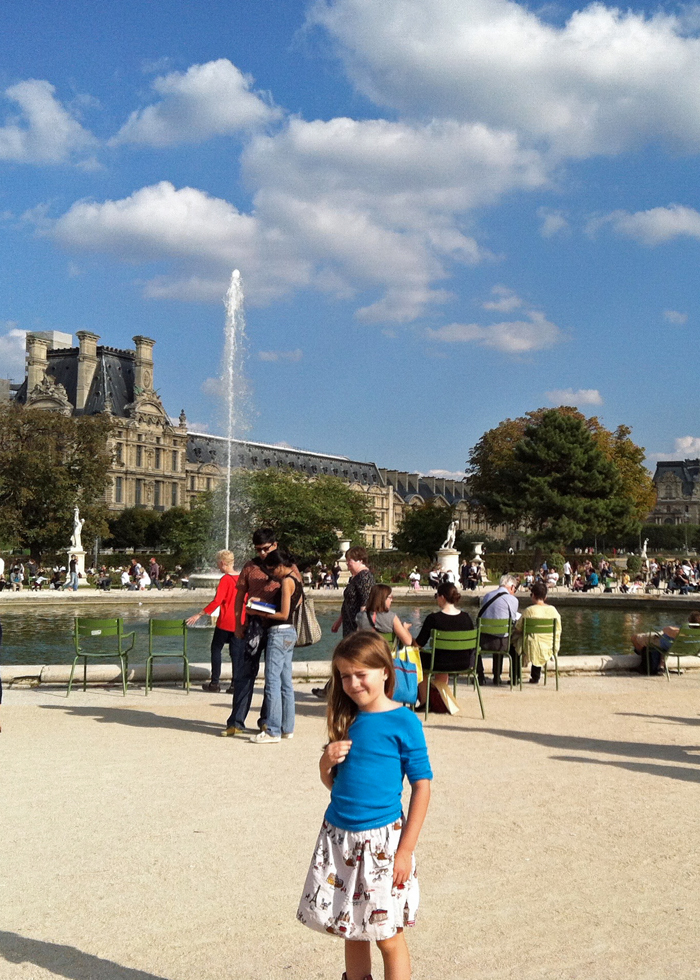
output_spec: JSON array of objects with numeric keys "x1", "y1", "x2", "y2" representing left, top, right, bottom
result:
[
  {"x1": 392, "y1": 655, "x2": 418, "y2": 705},
  {"x1": 292, "y1": 591, "x2": 322, "y2": 647}
]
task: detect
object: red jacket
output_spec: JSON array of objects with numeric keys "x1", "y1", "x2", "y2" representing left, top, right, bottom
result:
[{"x1": 203, "y1": 573, "x2": 244, "y2": 631}]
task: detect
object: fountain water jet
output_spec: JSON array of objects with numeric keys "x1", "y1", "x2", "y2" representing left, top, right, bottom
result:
[{"x1": 223, "y1": 270, "x2": 246, "y2": 551}]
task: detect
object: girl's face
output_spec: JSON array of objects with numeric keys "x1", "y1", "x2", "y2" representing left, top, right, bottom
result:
[{"x1": 335, "y1": 656, "x2": 389, "y2": 712}]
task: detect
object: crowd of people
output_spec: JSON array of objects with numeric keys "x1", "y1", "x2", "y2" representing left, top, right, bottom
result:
[{"x1": 0, "y1": 553, "x2": 186, "y2": 592}]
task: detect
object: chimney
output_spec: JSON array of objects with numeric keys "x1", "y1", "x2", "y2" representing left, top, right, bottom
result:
[
  {"x1": 76, "y1": 331, "x2": 99, "y2": 411},
  {"x1": 133, "y1": 335, "x2": 155, "y2": 392},
  {"x1": 26, "y1": 334, "x2": 49, "y2": 392}
]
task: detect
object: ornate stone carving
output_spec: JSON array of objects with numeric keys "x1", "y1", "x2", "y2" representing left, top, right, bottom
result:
[{"x1": 26, "y1": 376, "x2": 72, "y2": 415}]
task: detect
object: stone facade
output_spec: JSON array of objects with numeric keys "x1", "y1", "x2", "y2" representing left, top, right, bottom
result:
[
  {"x1": 12, "y1": 332, "x2": 509, "y2": 549},
  {"x1": 649, "y1": 460, "x2": 700, "y2": 525}
]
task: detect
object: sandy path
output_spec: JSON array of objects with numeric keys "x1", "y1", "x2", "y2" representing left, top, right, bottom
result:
[{"x1": 1, "y1": 675, "x2": 699, "y2": 980}]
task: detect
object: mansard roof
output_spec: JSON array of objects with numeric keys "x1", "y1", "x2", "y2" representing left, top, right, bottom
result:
[
  {"x1": 653, "y1": 459, "x2": 700, "y2": 496},
  {"x1": 186, "y1": 433, "x2": 384, "y2": 485},
  {"x1": 15, "y1": 344, "x2": 137, "y2": 418},
  {"x1": 378, "y1": 468, "x2": 471, "y2": 505}
]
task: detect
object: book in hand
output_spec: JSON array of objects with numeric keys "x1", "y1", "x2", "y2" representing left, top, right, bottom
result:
[{"x1": 246, "y1": 598, "x2": 277, "y2": 615}]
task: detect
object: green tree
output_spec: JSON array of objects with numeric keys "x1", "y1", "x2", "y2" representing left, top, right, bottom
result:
[
  {"x1": 107, "y1": 507, "x2": 163, "y2": 551},
  {"x1": 468, "y1": 407, "x2": 650, "y2": 547},
  {"x1": 217, "y1": 470, "x2": 374, "y2": 563},
  {"x1": 469, "y1": 409, "x2": 636, "y2": 549},
  {"x1": 393, "y1": 502, "x2": 453, "y2": 558},
  {"x1": 160, "y1": 494, "x2": 216, "y2": 568},
  {"x1": 0, "y1": 404, "x2": 114, "y2": 559}
]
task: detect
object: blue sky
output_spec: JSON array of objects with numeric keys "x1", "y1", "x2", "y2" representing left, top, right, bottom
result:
[{"x1": 2, "y1": 0, "x2": 700, "y2": 477}]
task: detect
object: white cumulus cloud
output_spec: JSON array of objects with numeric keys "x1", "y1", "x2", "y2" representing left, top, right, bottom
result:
[
  {"x1": 111, "y1": 59, "x2": 279, "y2": 147},
  {"x1": 538, "y1": 208, "x2": 569, "y2": 238},
  {"x1": 592, "y1": 204, "x2": 700, "y2": 244},
  {"x1": 664, "y1": 309, "x2": 688, "y2": 325},
  {"x1": 258, "y1": 349, "x2": 303, "y2": 362},
  {"x1": 424, "y1": 469, "x2": 466, "y2": 481},
  {"x1": 674, "y1": 436, "x2": 700, "y2": 455},
  {"x1": 308, "y1": 0, "x2": 700, "y2": 157},
  {"x1": 0, "y1": 79, "x2": 95, "y2": 164},
  {"x1": 482, "y1": 285, "x2": 523, "y2": 313},
  {"x1": 426, "y1": 310, "x2": 561, "y2": 353},
  {"x1": 546, "y1": 387, "x2": 603, "y2": 406},
  {"x1": 0, "y1": 324, "x2": 27, "y2": 379}
]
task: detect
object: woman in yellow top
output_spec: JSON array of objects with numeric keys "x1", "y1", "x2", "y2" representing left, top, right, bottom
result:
[{"x1": 513, "y1": 581, "x2": 562, "y2": 684}]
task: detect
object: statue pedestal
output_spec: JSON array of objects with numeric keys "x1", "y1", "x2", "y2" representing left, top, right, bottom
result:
[
  {"x1": 67, "y1": 549, "x2": 90, "y2": 588},
  {"x1": 337, "y1": 538, "x2": 351, "y2": 587},
  {"x1": 437, "y1": 548, "x2": 460, "y2": 582}
]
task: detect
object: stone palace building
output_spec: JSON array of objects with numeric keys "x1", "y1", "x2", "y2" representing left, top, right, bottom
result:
[{"x1": 4, "y1": 330, "x2": 508, "y2": 549}]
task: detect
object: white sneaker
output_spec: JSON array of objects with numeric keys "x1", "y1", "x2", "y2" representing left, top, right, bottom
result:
[
  {"x1": 281, "y1": 732, "x2": 294, "y2": 739},
  {"x1": 249, "y1": 731, "x2": 281, "y2": 744}
]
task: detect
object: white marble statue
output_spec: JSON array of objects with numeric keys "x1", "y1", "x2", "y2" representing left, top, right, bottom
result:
[
  {"x1": 641, "y1": 538, "x2": 648, "y2": 559},
  {"x1": 441, "y1": 520, "x2": 458, "y2": 551},
  {"x1": 70, "y1": 506, "x2": 85, "y2": 552}
]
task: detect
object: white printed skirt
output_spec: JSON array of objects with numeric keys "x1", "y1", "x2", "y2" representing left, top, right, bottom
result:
[{"x1": 296, "y1": 818, "x2": 419, "y2": 942}]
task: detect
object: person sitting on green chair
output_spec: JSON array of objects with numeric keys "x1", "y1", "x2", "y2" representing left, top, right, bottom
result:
[
  {"x1": 632, "y1": 611, "x2": 700, "y2": 675},
  {"x1": 513, "y1": 582, "x2": 562, "y2": 684}
]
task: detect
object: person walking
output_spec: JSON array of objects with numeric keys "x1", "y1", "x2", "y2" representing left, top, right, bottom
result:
[
  {"x1": 187, "y1": 549, "x2": 244, "y2": 694},
  {"x1": 297, "y1": 630, "x2": 432, "y2": 980}
]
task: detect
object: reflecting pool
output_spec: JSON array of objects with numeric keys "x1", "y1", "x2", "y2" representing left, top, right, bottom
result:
[{"x1": 0, "y1": 601, "x2": 693, "y2": 666}]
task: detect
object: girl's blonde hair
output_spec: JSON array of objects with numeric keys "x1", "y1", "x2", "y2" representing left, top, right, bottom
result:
[
  {"x1": 216, "y1": 549, "x2": 234, "y2": 565},
  {"x1": 327, "y1": 631, "x2": 395, "y2": 742}
]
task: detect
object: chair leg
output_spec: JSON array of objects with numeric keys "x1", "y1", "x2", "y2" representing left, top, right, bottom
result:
[
  {"x1": 121, "y1": 656, "x2": 128, "y2": 696},
  {"x1": 425, "y1": 673, "x2": 431, "y2": 721},
  {"x1": 664, "y1": 655, "x2": 670, "y2": 682},
  {"x1": 83, "y1": 658, "x2": 87, "y2": 692},
  {"x1": 184, "y1": 657, "x2": 190, "y2": 693},
  {"x1": 544, "y1": 662, "x2": 547, "y2": 686},
  {"x1": 145, "y1": 657, "x2": 151, "y2": 696},
  {"x1": 473, "y1": 674, "x2": 485, "y2": 720},
  {"x1": 554, "y1": 655, "x2": 559, "y2": 691},
  {"x1": 67, "y1": 657, "x2": 79, "y2": 697}
]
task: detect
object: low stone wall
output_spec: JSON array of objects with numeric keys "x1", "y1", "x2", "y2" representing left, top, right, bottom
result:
[{"x1": 3, "y1": 654, "x2": 699, "y2": 688}]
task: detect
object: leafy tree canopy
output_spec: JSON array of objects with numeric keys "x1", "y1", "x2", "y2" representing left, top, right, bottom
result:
[
  {"x1": 467, "y1": 408, "x2": 644, "y2": 549},
  {"x1": 393, "y1": 502, "x2": 453, "y2": 558},
  {"x1": 217, "y1": 470, "x2": 375, "y2": 564},
  {"x1": 0, "y1": 404, "x2": 114, "y2": 559}
]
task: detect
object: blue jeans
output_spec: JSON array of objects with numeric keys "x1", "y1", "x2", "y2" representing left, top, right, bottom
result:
[
  {"x1": 228, "y1": 618, "x2": 267, "y2": 730},
  {"x1": 210, "y1": 627, "x2": 243, "y2": 685},
  {"x1": 263, "y1": 625, "x2": 296, "y2": 737}
]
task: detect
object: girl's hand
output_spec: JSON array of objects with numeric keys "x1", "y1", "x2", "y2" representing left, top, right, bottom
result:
[
  {"x1": 185, "y1": 613, "x2": 201, "y2": 627},
  {"x1": 331, "y1": 617, "x2": 341, "y2": 633},
  {"x1": 322, "y1": 740, "x2": 352, "y2": 768},
  {"x1": 393, "y1": 846, "x2": 413, "y2": 886}
]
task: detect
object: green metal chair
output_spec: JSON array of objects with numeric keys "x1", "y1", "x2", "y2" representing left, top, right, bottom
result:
[
  {"x1": 517, "y1": 618, "x2": 560, "y2": 691},
  {"x1": 68, "y1": 618, "x2": 135, "y2": 697},
  {"x1": 476, "y1": 617, "x2": 514, "y2": 690},
  {"x1": 146, "y1": 619, "x2": 190, "y2": 695},
  {"x1": 378, "y1": 631, "x2": 398, "y2": 652},
  {"x1": 423, "y1": 628, "x2": 483, "y2": 720},
  {"x1": 663, "y1": 626, "x2": 700, "y2": 678}
]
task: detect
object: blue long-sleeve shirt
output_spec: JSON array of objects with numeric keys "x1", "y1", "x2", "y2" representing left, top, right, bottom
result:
[{"x1": 325, "y1": 706, "x2": 433, "y2": 832}]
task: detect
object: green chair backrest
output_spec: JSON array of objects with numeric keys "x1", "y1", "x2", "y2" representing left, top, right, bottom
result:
[
  {"x1": 668, "y1": 626, "x2": 700, "y2": 657},
  {"x1": 522, "y1": 618, "x2": 558, "y2": 640},
  {"x1": 75, "y1": 618, "x2": 122, "y2": 638},
  {"x1": 149, "y1": 619, "x2": 186, "y2": 637},
  {"x1": 431, "y1": 628, "x2": 478, "y2": 655},
  {"x1": 478, "y1": 617, "x2": 512, "y2": 639}
]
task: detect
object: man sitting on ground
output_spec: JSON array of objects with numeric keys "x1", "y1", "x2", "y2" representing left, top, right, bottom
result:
[{"x1": 631, "y1": 611, "x2": 700, "y2": 675}]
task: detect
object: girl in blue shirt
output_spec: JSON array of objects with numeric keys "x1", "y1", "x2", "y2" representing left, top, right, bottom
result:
[{"x1": 297, "y1": 631, "x2": 432, "y2": 980}]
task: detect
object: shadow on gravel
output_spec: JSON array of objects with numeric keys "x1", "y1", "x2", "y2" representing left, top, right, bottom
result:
[
  {"x1": 0, "y1": 931, "x2": 170, "y2": 980},
  {"x1": 550, "y1": 755, "x2": 700, "y2": 783},
  {"x1": 38, "y1": 704, "x2": 221, "y2": 735},
  {"x1": 432, "y1": 726, "x2": 700, "y2": 783},
  {"x1": 617, "y1": 711, "x2": 700, "y2": 727}
]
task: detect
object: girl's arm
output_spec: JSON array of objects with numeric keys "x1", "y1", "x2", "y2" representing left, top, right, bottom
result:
[
  {"x1": 392, "y1": 615, "x2": 414, "y2": 648},
  {"x1": 319, "y1": 740, "x2": 352, "y2": 790},
  {"x1": 256, "y1": 577, "x2": 294, "y2": 621},
  {"x1": 393, "y1": 779, "x2": 431, "y2": 885}
]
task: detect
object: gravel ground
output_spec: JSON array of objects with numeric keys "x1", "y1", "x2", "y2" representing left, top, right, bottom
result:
[{"x1": 1, "y1": 674, "x2": 699, "y2": 980}]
